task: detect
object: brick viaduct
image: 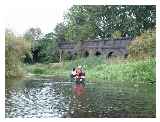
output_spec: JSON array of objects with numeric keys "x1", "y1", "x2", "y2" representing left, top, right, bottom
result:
[{"x1": 58, "y1": 37, "x2": 133, "y2": 59}]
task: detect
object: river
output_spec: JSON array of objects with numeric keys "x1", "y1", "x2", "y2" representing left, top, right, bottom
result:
[{"x1": 5, "y1": 78, "x2": 156, "y2": 118}]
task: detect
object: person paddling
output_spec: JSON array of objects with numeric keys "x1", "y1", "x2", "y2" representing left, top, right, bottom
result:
[
  {"x1": 70, "y1": 65, "x2": 85, "y2": 83},
  {"x1": 75, "y1": 65, "x2": 85, "y2": 82},
  {"x1": 70, "y1": 68, "x2": 76, "y2": 80}
]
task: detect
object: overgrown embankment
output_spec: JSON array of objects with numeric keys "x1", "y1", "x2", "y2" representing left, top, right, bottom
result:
[{"x1": 25, "y1": 56, "x2": 155, "y2": 83}]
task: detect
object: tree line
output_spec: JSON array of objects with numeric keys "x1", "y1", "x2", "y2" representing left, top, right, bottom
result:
[{"x1": 57, "y1": 5, "x2": 155, "y2": 41}]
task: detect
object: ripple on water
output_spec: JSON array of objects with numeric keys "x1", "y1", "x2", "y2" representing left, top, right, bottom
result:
[{"x1": 5, "y1": 79, "x2": 156, "y2": 118}]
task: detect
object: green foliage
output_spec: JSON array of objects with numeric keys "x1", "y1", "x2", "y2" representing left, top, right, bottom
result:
[
  {"x1": 24, "y1": 27, "x2": 42, "y2": 41},
  {"x1": 32, "y1": 67, "x2": 45, "y2": 74},
  {"x1": 88, "y1": 58, "x2": 155, "y2": 82},
  {"x1": 26, "y1": 56, "x2": 156, "y2": 82},
  {"x1": 37, "y1": 32, "x2": 59, "y2": 63},
  {"x1": 128, "y1": 30, "x2": 156, "y2": 58},
  {"x1": 112, "y1": 31, "x2": 122, "y2": 38},
  {"x1": 54, "y1": 23, "x2": 66, "y2": 41},
  {"x1": 65, "y1": 22, "x2": 96, "y2": 41},
  {"x1": 64, "y1": 6, "x2": 97, "y2": 41},
  {"x1": 24, "y1": 29, "x2": 60, "y2": 64},
  {"x1": 64, "y1": 56, "x2": 106, "y2": 70},
  {"x1": 23, "y1": 28, "x2": 43, "y2": 63},
  {"x1": 62, "y1": 5, "x2": 156, "y2": 41},
  {"x1": 5, "y1": 30, "x2": 31, "y2": 78}
]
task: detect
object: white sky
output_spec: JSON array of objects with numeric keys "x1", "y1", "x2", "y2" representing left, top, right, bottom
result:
[
  {"x1": 5, "y1": 0, "x2": 73, "y2": 35},
  {"x1": 4, "y1": 0, "x2": 157, "y2": 36}
]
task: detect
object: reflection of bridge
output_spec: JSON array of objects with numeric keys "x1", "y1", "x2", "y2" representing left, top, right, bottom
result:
[{"x1": 58, "y1": 37, "x2": 133, "y2": 60}]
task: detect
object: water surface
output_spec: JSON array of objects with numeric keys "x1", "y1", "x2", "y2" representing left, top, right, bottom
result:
[{"x1": 5, "y1": 78, "x2": 156, "y2": 118}]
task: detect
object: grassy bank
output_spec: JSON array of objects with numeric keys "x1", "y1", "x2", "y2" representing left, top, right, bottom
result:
[{"x1": 25, "y1": 56, "x2": 156, "y2": 83}]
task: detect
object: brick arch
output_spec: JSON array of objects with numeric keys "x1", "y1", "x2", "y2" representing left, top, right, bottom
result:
[
  {"x1": 94, "y1": 50, "x2": 102, "y2": 56},
  {"x1": 106, "y1": 50, "x2": 122, "y2": 58},
  {"x1": 83, "y1": 50, "x2": 90, "y2": 57},
  {"x1": 107, "y1": 51, "x2": 117, "y2": 58}
]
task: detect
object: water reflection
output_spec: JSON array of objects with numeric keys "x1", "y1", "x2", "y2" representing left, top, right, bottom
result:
[
  {"x1": 73, "y1": 83, "x2": 85, "y2": 96},
  {"x1": 5, "y1": 79, "x2": 156, "y2": 118}
]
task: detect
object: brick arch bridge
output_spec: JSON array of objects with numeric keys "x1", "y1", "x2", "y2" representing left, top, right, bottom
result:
[{"x1": 58, "y1": 37, "x2": 133, "y2": 60}]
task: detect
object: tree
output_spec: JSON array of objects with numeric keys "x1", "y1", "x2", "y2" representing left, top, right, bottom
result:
[
  {"x1": 54, "y1": 23, "x2": 66, "y2": 41},
  {"x1": 24, "y1": 27, "x2": 43, "y2": 63},
  {"x1": 24, "y1": 27, "x2": 42, "y2": 41},
  {"x1": 62, "y1": 5, "x2": 156, "y2": 40},
  {"x1": 128, "y1": 30, "x2": 156, "y2": 58},
  {"x1": 5, "y1": 29, "x2": 31, "y2": 78},
  {"x1": 64, "y1": 5, "x2": 97, "y2": 41},
  {"x1": 38, "y1": 32, "x2": 59, "y2": 63}
]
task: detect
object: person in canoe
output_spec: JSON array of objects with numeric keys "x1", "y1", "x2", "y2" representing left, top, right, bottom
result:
[
  {"x1": 70, "y1": 65, "x2": 85, "y2": 83},
  {"x1": 70, "y1": 68, "x2": 76, "y2": 81},
  {"x1": 75, "y1": 65, "x2": 85, "y2": 82}
]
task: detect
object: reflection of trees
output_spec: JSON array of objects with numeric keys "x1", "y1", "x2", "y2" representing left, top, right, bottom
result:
[{"x1": 6, "y1": 80, "x2": 155, "y2": 117}]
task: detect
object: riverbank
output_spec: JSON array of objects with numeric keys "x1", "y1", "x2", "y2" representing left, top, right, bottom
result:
[
  {"x1": 6, "y1": 56, "x2": 156, "y2": 118},
  {"x1": 24, "y1": 56, "x2": 155, "y2": 83}
]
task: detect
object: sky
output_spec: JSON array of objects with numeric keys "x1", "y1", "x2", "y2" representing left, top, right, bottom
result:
[
  {"x1": 4, "y1": 0, "x2": 157, "y2": 36},
  {"x1": 5, "y1": 1, "x2": 73, "y2": 36}
]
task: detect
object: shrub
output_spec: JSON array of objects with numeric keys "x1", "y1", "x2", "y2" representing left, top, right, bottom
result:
[
  {"x1": 32, "y1": 68, "x2": 45, "y2": 74},
  {"x1": 5, "y1": 30, "x2": 31, "y2": 78},
  {"x1": 112, "y1": 31, "x2": 122, "y2": 38},
  {"x1": 128, "y1": 30, "x2": 155, "y2": 58}
]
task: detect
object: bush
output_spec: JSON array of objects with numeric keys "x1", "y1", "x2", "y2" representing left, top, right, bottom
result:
[
  {"x1": 112, "y1": 31, "x2": 122, "y2": 38},
  {"x1": 5, "y1": 30, "x2": 31, "y2": 78},
  {"x1": 87, "y1": 58, "x2": 155, "y2": 82},
  {"x1": 128, "y1": 30, "x2": 155, "y2": 58},
  {"x1": 32, "y1": 68, "x2": 45, "y2": 74},
  {"x1": 5, "y1": 45, "x2": 22, "y2": 78}
]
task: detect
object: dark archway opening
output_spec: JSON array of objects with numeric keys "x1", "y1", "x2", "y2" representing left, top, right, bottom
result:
[
  {"x1": 84, "y1": 51, "x2": 89, "y2": 57},
  {"x1": 124, "y1": 53, "x2": 128, "y2": 58},
  {"x1": 95, "y1": 51, "x2": 101, "y2": 56},
  {"x1": 107, "y1": 52, "x2": 117, "y2": 58},
  {"x1": 74, "y1": 53, "x2": 77, "y2": 57}
]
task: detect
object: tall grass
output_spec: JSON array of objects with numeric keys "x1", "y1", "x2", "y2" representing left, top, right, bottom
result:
[
  {"x1": 87, "y1": 57, "x2": 155, "y2": 82},
  {"x1": 25, "y1": 56, "x2": 155, "y2": 82}
]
